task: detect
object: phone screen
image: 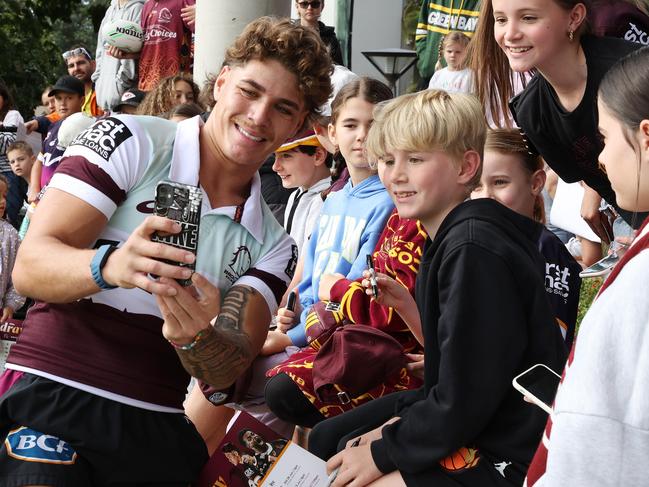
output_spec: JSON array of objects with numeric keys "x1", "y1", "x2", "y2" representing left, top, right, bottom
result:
[
  {"x1": 515, "y1": 364, "x2": 561, "y2": 408},
  {"x1": 579, "y1": 252, "x2": 620, "y2": 278}
]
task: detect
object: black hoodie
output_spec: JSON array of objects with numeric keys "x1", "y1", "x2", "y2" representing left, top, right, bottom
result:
[{"x1": 370, "y1": 199, "x2": 567, "y2": 485}]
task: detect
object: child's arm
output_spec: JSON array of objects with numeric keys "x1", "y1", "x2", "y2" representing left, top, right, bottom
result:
[
  {"x1": 0, "y1": 226, "x2": 25, "y2": 323},
  {"x1": 327, "y1": 215, "x2": 426, "y2": 334},
  {"x1": 28, "y1": 158, "x2": 43, "y2": 203}
]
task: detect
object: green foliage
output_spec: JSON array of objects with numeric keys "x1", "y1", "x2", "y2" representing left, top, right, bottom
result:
[
  {"x1": 576, "y1": 276, "x2": 603, "y2": 334},
  {"x1": 0, "y1": 0, "x2": 109, "y2": 117}
]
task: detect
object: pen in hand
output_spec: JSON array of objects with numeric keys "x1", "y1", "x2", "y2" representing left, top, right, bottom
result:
[{"x1": 366, "y1": 254, "x2": 379, "y2": 298}]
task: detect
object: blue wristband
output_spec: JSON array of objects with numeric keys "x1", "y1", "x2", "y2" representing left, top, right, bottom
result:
[{"x1": 90, "y1": 244, "x2": 118, "y2": 290}]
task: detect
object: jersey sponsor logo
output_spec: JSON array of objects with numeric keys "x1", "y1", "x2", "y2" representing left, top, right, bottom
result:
[
  {"x1": 144, "y1": 26, "x2": 178, "y2": 43},
  {"x1": 225, "y1": 245, "x2": 251, "y2": 284},
  {"x1": 624, "y1": 22, "x2": 649, "y2": 45},
  {"x1": 136, "y1": 200, "x2": 156, "y2": 214},
  {"x1": 71, "y1": 117, "x2": 132, "y2": 160},
  {"x1": 5, "y1": 426, "x2": 78, "y2": 464},
  {"x1": 545, "y1": 263, "x2": 571, "y2": 299},
  {"x1": 0, "y1": 320, "x2": 22, "y2": 341},
  {"x1": 285, "y1": 244, "x2": 298, "y2": 278}
]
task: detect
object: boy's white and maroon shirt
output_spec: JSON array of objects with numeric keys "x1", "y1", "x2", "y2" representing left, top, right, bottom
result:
[{"x1": 7, "y1": 115, "x2": 297, "y2": 412}]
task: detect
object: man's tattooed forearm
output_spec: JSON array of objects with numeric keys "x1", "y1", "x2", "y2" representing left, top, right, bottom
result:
[
  {"x1": 216, "y1": 285, "x2": 254, "y2": 331},
  {"x1": 177, "y1": 326, "x2": 251, "y2": 387},
  {"x1": 178, "y1": 285, "x2": 257, "y2": 387}
]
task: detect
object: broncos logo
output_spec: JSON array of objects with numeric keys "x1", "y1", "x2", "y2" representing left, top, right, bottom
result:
[{"x1": 229, "y1": 245, "x2": 251, "y2": 277}]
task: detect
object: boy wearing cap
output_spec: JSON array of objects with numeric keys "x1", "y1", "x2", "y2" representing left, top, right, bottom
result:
[
  {"x1": 273, "y1": 129, "x2": 332, "y2": 253},
  {"x1": 114, "y1": 88, "x2": 146, "y2": 114},
  {"x1": 29, "y1": 75, "x2": 86, "y2": 201}
]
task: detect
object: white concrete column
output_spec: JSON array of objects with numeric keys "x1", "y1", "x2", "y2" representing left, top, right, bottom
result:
[{"x1": 194, "y1": 0, "x2": 292, "y2": 86}]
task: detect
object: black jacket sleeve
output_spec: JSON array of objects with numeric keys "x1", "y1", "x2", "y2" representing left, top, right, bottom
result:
[{"x1": 371, "y1": 243, "x2": 530, "y2": 474}]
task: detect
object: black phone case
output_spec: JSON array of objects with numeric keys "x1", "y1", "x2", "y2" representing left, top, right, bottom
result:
[{"x1": 151, "y1": 181, "x2": 202, "y2": 286}]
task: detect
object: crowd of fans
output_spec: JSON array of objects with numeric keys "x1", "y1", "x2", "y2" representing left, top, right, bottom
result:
[{"x1": 0, "y1": 0, "x2": 648, "y2": 486}]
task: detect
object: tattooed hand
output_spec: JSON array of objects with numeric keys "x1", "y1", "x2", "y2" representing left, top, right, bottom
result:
[{"x1": 158, "y1": 280, "x2": 270, "y2": 388}]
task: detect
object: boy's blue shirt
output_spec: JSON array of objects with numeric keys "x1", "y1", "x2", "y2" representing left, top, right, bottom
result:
[{"x1": 287, "y1": 174, "x2": 394, "y2": 347}]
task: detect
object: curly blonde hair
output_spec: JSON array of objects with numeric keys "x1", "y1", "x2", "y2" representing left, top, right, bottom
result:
[
  {"x1": 224, "y1": 16, "x2": 332, "y2": 117},
  {"x1": 137, "y1": 73, "x2": 201, "y2": 117}
]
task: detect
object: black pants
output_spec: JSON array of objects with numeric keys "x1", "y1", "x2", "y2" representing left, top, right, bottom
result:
[
  {"x1": 307, "y1": 392, "x2": 402, "y2": 461},
  {"x1": 264, "y1": 373, "x2": 325, "y2": 428}
]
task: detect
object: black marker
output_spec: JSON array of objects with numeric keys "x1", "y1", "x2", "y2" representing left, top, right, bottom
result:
[
  {"x1": 286, "y1": 290, "x2": 297, "y2": 312},
  {"x1": 366, "y1": 254, "x2": 378, "y2": 298}
]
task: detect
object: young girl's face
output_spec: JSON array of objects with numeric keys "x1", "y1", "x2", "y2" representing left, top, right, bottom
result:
[
  {"x1": 598, "y1": 100, "x2": 649, "y2": 212},
  {"x1": 443, "y1": 41, "x2": 467, "y2": 71},
  {"x1": 0, "y1": 181, "x2": 7, "y2": 218},
  {"x1": 329, "y1": 97, "x2": 375, "y2": 177},
  {"x1": 173, "y1": 80, "x2": 195, "y2": 106},
  {"x1": 472, "y1": 149, "x2": 541, "y2": 219},
  {"x1": 492, "y1": 0, "x2": 578, "y2": 73}
]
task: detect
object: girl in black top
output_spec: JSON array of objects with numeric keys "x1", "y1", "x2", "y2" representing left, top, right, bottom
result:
[{"x1": 469, "y1": 0, "x2": 642, "y2": 240}]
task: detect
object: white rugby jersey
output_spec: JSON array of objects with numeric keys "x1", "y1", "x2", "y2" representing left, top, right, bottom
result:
[{"x1": 8, "y1": 115, "x2": 297, "y2": 411}]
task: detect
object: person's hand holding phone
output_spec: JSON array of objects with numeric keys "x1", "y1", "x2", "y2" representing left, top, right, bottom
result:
[
  {"x1": 102, "y1": 215, "x2": 196, "y2": 296},
  {"x1": 157, "y1": 273, "x2": 221, "y2": 348}
]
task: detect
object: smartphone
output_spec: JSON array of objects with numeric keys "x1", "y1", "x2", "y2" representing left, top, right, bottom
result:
[
  {"x1": 286, "y1": 291, "x2": 297, "y2": 312},
  {"x1": 151, "y1": 180, "x2": 202, "y2": 286},
  {"x1": 579, "y1": 252, "x2": 620, "y2": 278},
  {"x1": 512, "y1": 364, "x2": 561, "y2": 415}
]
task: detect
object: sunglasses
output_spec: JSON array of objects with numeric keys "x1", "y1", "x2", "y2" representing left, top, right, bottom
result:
[
  {"x1": 62, "y1": 47, "x2": 92, "y2": 61},
  {"x1": 298, "y1": 1, "x2": 321, "y2": 9}
]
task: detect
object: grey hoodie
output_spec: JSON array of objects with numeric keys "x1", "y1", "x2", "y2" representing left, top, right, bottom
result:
[{"x1": 92, "y1": 0, "x2": 145, "y2": 111}]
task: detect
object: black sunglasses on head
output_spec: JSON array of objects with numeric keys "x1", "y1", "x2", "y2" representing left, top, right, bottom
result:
[{"x1": 298, "y1": 1, "x2": 321, "y2": 8}]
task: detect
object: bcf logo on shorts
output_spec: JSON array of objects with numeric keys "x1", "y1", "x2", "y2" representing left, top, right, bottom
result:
[{"x1": 5, "y1": 426, "x2": 77, "y2": 464}]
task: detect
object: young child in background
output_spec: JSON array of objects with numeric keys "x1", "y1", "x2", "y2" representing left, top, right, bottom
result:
[
  {"x1": 137, "y1": 73, "x2": 202, "y2": 117},
  {"x1": 472, "y1": 129, "x2": 582, "y2": 348},
  {"x1": 266, "y1": 77, "x2": 395, "y2": 353},
  {"x1": 526, "y1": 45, "x2": 649, "y2": 487},
  {"x1": 6, "y1": 142, "x2": 36, "y2": 240},
  {"x1": 0, "y1": 175, "x2": 25, "y2": 372},
  {"x1": 272, "y1": 129, "x2": 332, "y2": 254},
  {"x1": 29, "y1": 76, "x2": 85, "y2": 202},
  {"x1": 427, "y1": 32, "x2": 473, "y2": 94},
  {"x1": 309, "y1": 90, "x2": 566, "y2": 487}
]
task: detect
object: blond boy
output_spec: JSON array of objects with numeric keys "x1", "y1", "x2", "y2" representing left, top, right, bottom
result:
[{"x1": 310, "y1": 90, "x2": 567, "y2": 487}]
